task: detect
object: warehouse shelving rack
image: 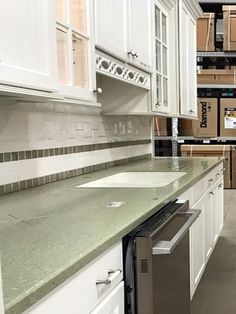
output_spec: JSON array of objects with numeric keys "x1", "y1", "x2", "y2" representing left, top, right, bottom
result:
[{"x1": 155, "y1": 0, "x2": 236, "y2": 157}]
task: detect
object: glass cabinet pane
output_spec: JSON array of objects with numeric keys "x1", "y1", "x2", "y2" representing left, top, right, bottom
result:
[
  {"x1": 55, "y1": 0, "x2": 66, "y2": 23},
  {"x1": 163, "y1": 77, "x2": 168, "y2": 107},
  {"x1": 163, "y1": 46, "x2": 167, "y2": 76},
  {"x1": 156, "y1": 74, "x2": 162, "y2": 105},
  {"x1": 70, "y1": 0, "x2": 87, "y2": 33},
  {"x1": 155, "y1": 6, "x2": 161, "y2": 39},
  {"x1": 72, "y1": 33, "x2": 88, "y2": 88},
  {"x1": 56, "y1": 27, "x2": 69, "y2": 84},
  {"x1": 156, "y1": 40, "x2": 161, "y2": 72},
  {"x1": 162, "y1": 13, "x2": 167, "y2": 44}
]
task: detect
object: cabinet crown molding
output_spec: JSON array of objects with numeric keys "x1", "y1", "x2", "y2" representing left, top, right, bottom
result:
[
  {"x1": 181, "y1": 0, "x2": 203, "y2": 19},
  {"x1": 161, "y1": 0, "x2": 177, "y2": 11}
]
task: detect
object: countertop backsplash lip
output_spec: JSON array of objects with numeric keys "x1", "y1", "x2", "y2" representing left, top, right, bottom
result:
[{"x1": 0, "y1": 157, "x2": 223, "y2": 314}]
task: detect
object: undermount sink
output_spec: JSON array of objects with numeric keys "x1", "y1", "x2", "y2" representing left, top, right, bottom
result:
[{"x1": 77, "y1": 172, "x2": 187, "y2": 188}]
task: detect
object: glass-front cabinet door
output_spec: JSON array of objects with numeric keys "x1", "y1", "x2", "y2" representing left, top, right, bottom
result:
[
  {"x1": 153, "y1": 1, "x2": 170, "y2": 113},
  {"x1": 55, "y1": 0, "x2": 96, "y2": 102}
]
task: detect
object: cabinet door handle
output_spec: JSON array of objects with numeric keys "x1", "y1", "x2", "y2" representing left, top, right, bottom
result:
[
  {"x1": 128, "y1": 50, "x2": 135, "y2": 57},
  {"x1": 189, "y1": 109, "x2": 195, "y2": 113},
  {"x1": 218, "y1": 183, "x2": 223, "y2": 188},
  {"x1": 96, "y1": 269, "x2": 122, "y2": 286},
  {"x1": 209, "y1": 191, "x2": 214, "y2": 195}
]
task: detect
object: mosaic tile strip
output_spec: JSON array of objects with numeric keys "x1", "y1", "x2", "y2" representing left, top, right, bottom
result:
[
  {"x1": 0, "y1": 154, "x2": 151, "y2": 196},
  {"x1": 0, "y1": 140, "x2": 151, "y2": 163}
]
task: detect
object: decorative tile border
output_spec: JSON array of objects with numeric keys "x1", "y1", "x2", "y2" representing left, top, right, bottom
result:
[
  {"x1": 0, "y1": 154, "x2": 151, "y2": 196},
  {"x1": 0, "y1": 140, "x2": 151, "y2": 163}
]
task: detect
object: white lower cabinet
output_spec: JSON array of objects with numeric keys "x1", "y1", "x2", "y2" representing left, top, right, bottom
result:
[
  {"x1": 91, "y1": 281, "x2": 124, "y2": 314},
  {"x1": 190, "y1": 194, "x2": 205, "y2": 298},
  {"x1": 25, "y1": 242, "x2": 123, "y2": 314},
  {"x1": 188, "y1": 166, "x2": 224, "y2": 299}
]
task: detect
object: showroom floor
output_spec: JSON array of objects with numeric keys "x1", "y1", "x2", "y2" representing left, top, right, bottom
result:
[{"x1": 191, "y1": 190, "x2": 236, "y2": 314}]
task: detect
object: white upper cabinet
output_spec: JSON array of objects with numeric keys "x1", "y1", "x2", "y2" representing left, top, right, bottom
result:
[
  {"x1": 179, "y1": 0, "x2": 202, "y2": 118},
  {"x1": 94, "y1": 0, "x2": 127, "y2": 61},
  {"x1": 0, "y1": 0, "x2": 57, "y2": 92},
  {"x1": 55, "y1": 0, "x2": 96, "y2": 102},
  {"x1": 127, "y1": 0, "x2": 152, "y2": 71},
  {"x1": 94, "y1": 0, "x2": 152, "y2": 72},
  {"x1": 152, "y1": 0, "x2": 178, "y2": 114}
]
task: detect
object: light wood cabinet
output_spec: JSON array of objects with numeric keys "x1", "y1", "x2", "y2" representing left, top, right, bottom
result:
[{"x1": 0, "y1": 0, "x2": 57, "y2": 92}]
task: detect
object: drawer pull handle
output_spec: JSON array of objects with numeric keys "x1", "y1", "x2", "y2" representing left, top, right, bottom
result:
[
  {"x1": 219, "y1": 183, "x2": 223, "y2": 188},
  {"x1": 96, "y1": 279, "x2": 111, "y2": 286},
  {"x1": 210, "y1": 191, "x2": 214, "y2": 195},
  {"x1": 108, "y1": 268, "x2": 122, "y2": 275},
  {"x1": 208, "y1": 179, "x2": 214, "y2": 182},
  {"x1": 96, "y1": 269, "x2": 122, "y2": 286}
]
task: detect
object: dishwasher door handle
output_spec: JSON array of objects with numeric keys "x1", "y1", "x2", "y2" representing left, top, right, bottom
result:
[{"x1": 152, "y1": 209, "x2": 201, "y2": 255}]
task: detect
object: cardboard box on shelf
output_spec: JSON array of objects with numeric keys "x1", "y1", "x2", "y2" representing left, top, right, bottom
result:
[
  {"x1": 223, "y1": 6, "x2": 236, "y2": 51},
  {"x1": 197, "y1": 68, "x2": 236, "y2": 85},
  {"x1": 197, "y1": 13, "x2": 215, "y2": 51},
  {"x1": 192, "y1": 98, "x2": 218, "y2": 138},
  {"x1": 154, "y1": 117, "x2": 169, "y2": 136},
  {"x1": 220, "y1": 98, "x2": 236, "y2": 137},
  {"x1": 178, "y1": 119, "x2": 193, "y2": 136},
  {"x1": 181, "y1": 144, "x2": 231, "y2": 188}
]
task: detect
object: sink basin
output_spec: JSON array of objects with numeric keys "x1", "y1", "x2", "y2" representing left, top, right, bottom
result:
[{"x1": 78, "y1": 172, "x2": 187, "y2": 188}]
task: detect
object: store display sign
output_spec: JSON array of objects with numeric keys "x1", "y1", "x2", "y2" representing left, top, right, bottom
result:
[{"x1": 224, "y1": 107, "x2": 236, "y2": 129}]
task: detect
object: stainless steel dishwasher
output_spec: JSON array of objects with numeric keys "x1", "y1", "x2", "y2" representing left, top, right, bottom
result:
[{"x1": 123, "y1": 200, "x2": 200, "y2": 314}]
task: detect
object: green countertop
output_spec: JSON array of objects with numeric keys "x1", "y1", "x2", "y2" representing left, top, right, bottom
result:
[{"x1": 0, "y1": 157, "x2": 223, "y2": 314}]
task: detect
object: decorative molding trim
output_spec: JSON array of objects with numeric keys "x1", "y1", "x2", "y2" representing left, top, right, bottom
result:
[{"x1": 96, "y1": 51, "x2": 151, "y2": 90}]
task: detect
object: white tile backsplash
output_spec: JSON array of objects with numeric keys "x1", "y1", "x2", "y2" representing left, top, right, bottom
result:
[{"x1": 0, "y1": 100, "x2": 152, "y2": 187}]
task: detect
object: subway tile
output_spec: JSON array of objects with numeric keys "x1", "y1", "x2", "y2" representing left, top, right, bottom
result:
[
  {"x1": 25, "y1": 151, "x2": 32, "y2": 159},
  {"x1": 55, "y1": 148, "x2": 59, "y2": 156},
  {"x1": 38, "y1": 150, "x2": 43, "y2": 158},
  {"x1": 5, "y1": 184, "x2": 12, "y2": 194},
  {"x1": 49, "y1": 148, "x2": 54, "y2": 156},
  {"x1": 20, "y1": 180, "x2": 27, "y2": 190},
  {"x1": 44, "y1": 149, "x2": 49, "y2": 157},
  {"x1": 11, "y1": 152, "x2": 18, "y2": 161},
  {"x1": 33, "y1": 178, "x2": 39, "y2": 187},
  {"x1": 0, "y1": 186, "x2": 4, "y2": 195},
  {"x1": 27, "y1": 179, "x2": 33, "y2": 188},
  {"x1": 32, "y1": 150, "x2": 38, "y2": 159},
  {"x1": 12, "y1": 182, "x2": 20, "y2": 192},
  {"x1": 4, "y1": 152, "x2": 11, "y2": 162}
]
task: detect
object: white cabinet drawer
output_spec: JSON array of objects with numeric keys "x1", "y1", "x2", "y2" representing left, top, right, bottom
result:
[
  {"x1": 91, "y1": 281, "x2": 124, "y2": 314},
  {"x1": 25, "y1": 242, "x2": 123, "y2": 314}
]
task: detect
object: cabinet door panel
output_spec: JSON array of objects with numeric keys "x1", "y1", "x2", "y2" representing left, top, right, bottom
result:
[
  {"x1": 94, "y1": 0, "x2": 127, "y2": 60},
  {"x1": 179, "y1": 1, "x2": 197, "y2": 117},
  {"x1": 188, "y1": 16, "x2": 197, "y2": 115},
  {"x1": 205, "y1": 190, "x2": 213, "y2": 261},
  {"x1": 190, "y1": 195, "x2": 205, "y2": 298},
  {"x1": 0, "y1": 0, "x2": 57, "y2": 91},
  {"x1": 128, "y1": 0, "x2": 152, "y2": 70}
]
